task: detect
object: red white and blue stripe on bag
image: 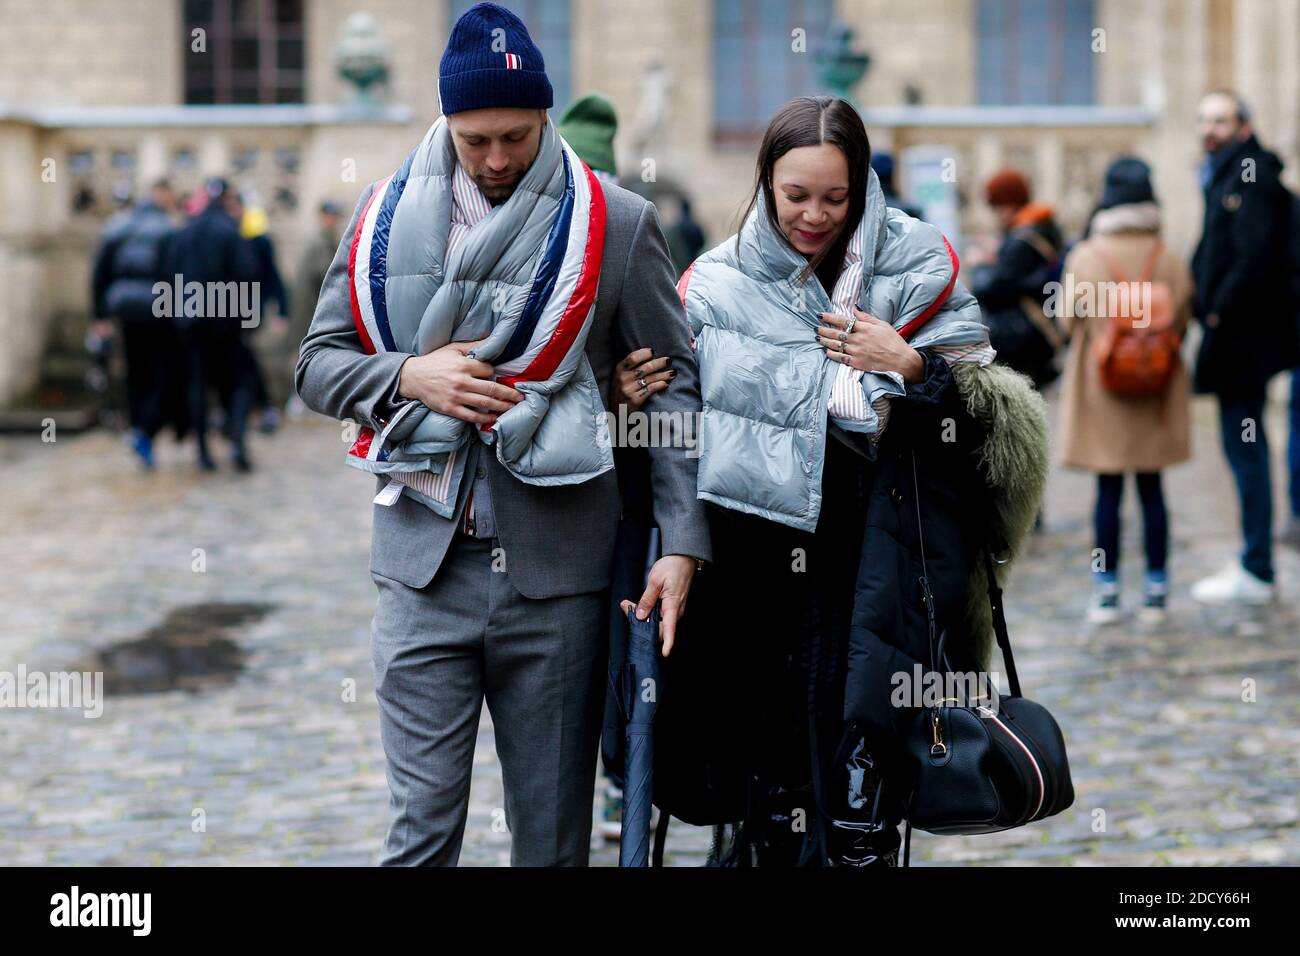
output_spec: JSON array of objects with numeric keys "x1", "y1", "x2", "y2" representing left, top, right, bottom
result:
[{"x1": 345, "y1": 140, "x2": 608, "y2": 503}]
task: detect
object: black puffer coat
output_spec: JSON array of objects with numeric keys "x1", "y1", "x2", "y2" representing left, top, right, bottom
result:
[{"x1": 653, "y1": 353, "x2": 1047, "y2": 841}]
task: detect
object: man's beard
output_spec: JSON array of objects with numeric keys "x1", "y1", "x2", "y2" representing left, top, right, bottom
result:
[{"x1": 475, "y1": 170, "x2": 523, "y2": 206}]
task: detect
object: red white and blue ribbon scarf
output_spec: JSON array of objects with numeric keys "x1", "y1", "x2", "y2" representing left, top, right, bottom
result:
[{"x1": 342, "y1": 120, "x2": 607, "y2": 513}]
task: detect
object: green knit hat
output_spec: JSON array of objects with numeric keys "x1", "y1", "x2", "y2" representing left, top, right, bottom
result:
[{"x1": 556, "y1": 93, "x2": 618, "y2": 177}]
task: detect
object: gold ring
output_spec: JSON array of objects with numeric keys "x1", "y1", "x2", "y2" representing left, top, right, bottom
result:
[{"x1": 838, "y1": 330, "x2": 848, "y2": 342}]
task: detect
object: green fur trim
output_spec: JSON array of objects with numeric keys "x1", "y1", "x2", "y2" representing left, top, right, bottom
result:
[{"x1": 951, "y1": 363, "x2": 1050, "y2": 671}]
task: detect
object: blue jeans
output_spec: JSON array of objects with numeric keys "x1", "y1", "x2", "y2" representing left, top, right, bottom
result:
[
  {"x1": 1218, "y1": 392, "x2": 1274, "y2": 582},
  {"x1": 1289, "y1": 368, "x2": 1300, "y2": 519},
  {"x1": 1094, "y1": 472, "x2": 1168, "y2": 579}
]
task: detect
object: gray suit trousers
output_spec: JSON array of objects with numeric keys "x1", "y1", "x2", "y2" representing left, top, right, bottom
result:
[{"x1": 370, "y1": 530, "x2": 607, "y2": 866}]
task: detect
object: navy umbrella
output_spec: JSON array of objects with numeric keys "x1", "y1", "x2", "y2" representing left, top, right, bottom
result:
[{"x1": 619, "y1": 594, "x2": 661, "y2": 867}]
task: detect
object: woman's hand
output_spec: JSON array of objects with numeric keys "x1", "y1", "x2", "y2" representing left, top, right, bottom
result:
[
  {"x1": 817, "y1": 307, "x2": 924, "y2": 384},
  {"x1": 619, "y1": 553, "x2": 697, "y2": 657},
  {"x1": 612, "y1": 347, "x2": 675, "y2": 411}
]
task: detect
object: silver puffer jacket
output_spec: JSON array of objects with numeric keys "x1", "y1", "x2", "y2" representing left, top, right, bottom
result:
[{"x1": 682, "y1": 168, "x2": 992, "y2": 532}]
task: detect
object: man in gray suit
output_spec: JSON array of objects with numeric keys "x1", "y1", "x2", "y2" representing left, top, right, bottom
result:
[{"x1": 295, "y1": 1, "x2": 709, "y2": 866}]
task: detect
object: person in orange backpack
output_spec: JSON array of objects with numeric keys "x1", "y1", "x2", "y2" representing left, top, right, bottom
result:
[{"x1": 1056, "y1": 157, "x2": 1194, "y2": 623}]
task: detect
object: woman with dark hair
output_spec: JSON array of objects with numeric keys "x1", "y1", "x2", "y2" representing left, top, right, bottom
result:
[{"x1": 614, "y1": 96, "x2": 1049, "y2": 866}]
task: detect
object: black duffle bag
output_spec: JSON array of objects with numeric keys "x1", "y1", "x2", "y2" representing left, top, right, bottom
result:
[{"x1": 900, "y1": 452, "x2": 1073, "y2": 860}]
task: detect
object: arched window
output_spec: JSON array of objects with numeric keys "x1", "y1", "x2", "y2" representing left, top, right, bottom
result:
[{"x1": 183, "y1": 0, "x2": 305, "y2": 105}]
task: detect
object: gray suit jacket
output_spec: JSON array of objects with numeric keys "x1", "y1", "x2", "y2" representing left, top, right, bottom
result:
[{"x1": 295, "y1": 178, "x2": 711, "y2": 598}]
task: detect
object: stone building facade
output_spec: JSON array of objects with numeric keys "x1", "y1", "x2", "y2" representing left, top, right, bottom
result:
[{"x1": 0, "y1": 0, "x2": 1296, "y2": 405}]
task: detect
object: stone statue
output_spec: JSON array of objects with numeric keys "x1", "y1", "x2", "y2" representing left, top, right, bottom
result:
[
  {"x1": 630, "y1": 55, "x2": 671, "y2": 162},
  {"x1": 814, "y1": 19, "x2": 870, "y2": 109},
  {"x1": 335, "y1": 12, "x2": 390, "y2": 106}
]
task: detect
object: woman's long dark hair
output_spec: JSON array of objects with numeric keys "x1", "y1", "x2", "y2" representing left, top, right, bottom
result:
[{"x1": 734, "y1": 95, "x2": 872, "y2": 290}]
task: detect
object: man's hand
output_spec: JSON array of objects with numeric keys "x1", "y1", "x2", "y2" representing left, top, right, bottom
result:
[
  {"x1": 620, "y1": 554, "x2": 698, "y2": 657},
  {"x1": 397, "y1": 339, "x2": 525, "y2": 426}
]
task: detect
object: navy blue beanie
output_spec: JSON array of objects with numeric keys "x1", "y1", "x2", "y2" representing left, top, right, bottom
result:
[{"x1": 439, "y1": 2, "x2": 553, "y2": 115}]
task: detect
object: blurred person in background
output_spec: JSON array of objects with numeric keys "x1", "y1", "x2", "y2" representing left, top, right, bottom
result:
[
  {"x1": 1288, "y1": 368, "x2": 1300, "y2": 550},
  {"x1": 1054, "y1": 157, "x2": 1193, "y2": 624},
  {"x1": 1188, "y1": 90, "x2": 1299, "y2": 604},
  {"x1": 870, "y1": 152, "x2": 923, "y2": 220},
  {"x1": 665, "y1": 196, "x2": 706, "y2": 278},
  {"x1": 557, "y1": 92, "x2": 619, "y2": 187},
  {"x1": 170, "y1": 177, "x2": 259, "y2": 472},
  {"x1": 970, "y1": 168, "x2": 1066, "y2": 390},
  {"x1": 286, "y1": 199, "x2": 344, "y2": 419},
  {"x1": 233, "y1": 193, "x2": 289, "y2": 434},
  {"x1": 90, "y1": 177, "x2": 187, "y2": 468}
]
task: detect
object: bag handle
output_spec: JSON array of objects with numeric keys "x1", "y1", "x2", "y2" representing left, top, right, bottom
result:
[
  {"x1": 909, "y1": 449, "x2": 939, "y2": 675},
  {"x1": 983, "y1": 549, "x2": 1022, "y2": 699},
  {"x1": 1137, "y1": 240, "x2": 1164, "y2": 284},
  {"x1": 1012, "y1": 226, "x2": 1060, "y2": 267},
  {"x1": 909, "y1": 449, "x2": 1023, "y2": 698},
  {"x1": 1088, "y1": 243, "x2": 1129, "y2": 283},
  {"x1": 902, "y1": 450, "x2": 1027, "y2": 866}
]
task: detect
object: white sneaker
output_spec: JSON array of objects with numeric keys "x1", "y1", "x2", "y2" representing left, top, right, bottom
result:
[{"x1": 1190, "y1": 563, "x2": 1276, "y2": 606}]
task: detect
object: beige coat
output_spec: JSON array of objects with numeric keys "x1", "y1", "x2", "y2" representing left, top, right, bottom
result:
[{"x1": 1055, "y1": 203, "x2": 1194, "y2": 473}]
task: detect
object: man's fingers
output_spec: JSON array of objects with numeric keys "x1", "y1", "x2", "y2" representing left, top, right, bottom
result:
[
  {"x1": 462, "y1": 358, "x2": 498, "y2": 379},
  {"x1": 454, "y1": 405, "x2": 496, "y2": 426},
  {"x1": 621, "y1": 347, "x2": 654, "y2": 370},
  {"x1": 448, "y1": 338, "x2": 487, "y2": 353},
  {"x1": 463, "y1": 377, "x2": 525, "y2": 404},
  {"x1": 456, "y1": 392, "x2": 516, "y2": 414}
]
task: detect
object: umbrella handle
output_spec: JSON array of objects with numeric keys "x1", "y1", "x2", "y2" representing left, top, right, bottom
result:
[{"x1": 624, "y1": 602, "x2": 660, "y2": 631}]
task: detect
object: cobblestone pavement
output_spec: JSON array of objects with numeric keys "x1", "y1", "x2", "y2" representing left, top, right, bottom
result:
[{"x1": 1, "y1": 388, "x2": 1297, "y2": 866}]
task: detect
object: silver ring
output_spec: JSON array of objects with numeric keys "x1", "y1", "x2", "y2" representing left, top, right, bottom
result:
[
  {"x1": 637, "y1": 376, "x2": 647, "y2": 389},
  {"x1": 838, "y1": 329, "x2": 848, "y2": 343},
  {"x1": 844, "y1": 314, "x2": 857, "y2": 334}
]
